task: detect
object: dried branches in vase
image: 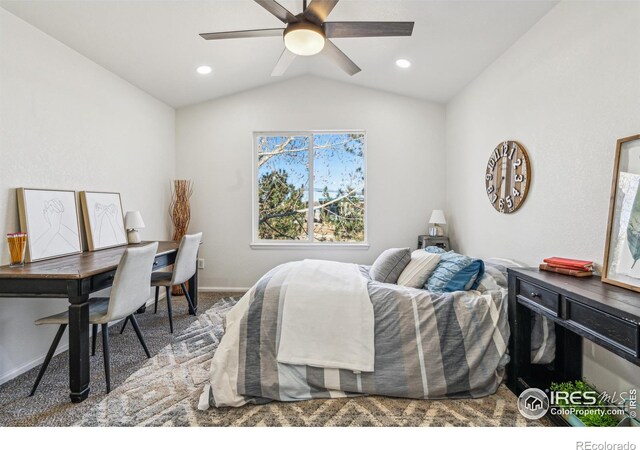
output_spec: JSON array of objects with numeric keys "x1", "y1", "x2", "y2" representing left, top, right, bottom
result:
[{"x1": 170, "y1": 179, "x2": 193, "y2": 295}]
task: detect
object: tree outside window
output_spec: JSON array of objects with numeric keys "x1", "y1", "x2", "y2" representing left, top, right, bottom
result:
[{"x1": 255, "y1": 132, "x2": 365, "y2": 243}]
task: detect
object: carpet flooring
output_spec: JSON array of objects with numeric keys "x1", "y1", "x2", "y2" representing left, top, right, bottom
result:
[
  {"x1": 0, "y1": 291, "x2": 235, "y2": 426},
  {"x1": 0, "y1": 291, "x2": 549, "y2": 427}
]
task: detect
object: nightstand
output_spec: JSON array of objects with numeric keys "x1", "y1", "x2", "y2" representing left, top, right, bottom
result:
[{"x1": 417, "y1": 235, "x2": 450, "y2": 251}]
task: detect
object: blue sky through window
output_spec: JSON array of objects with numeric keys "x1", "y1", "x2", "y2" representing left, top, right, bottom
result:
[
  {"x1": 257, "y1": 133, "x2": 364, "y2": 201},
  {"x1": 256, "y1": 132, "x2": 365, "y2": 242}
]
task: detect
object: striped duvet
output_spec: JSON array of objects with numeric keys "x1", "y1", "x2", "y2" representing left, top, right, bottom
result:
[{"x1": 199, "y1": 261, "x2": 547, "y2": 409}]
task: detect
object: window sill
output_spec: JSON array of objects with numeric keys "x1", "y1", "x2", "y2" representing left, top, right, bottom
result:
[{"x1": 250, "y1": 242, "x2": 370, "y2": 250}]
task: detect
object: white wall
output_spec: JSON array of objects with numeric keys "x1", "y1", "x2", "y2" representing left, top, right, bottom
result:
[
  {"x1": 0, "y1": 9, "x2": 176, "y2": 383},
  {"x1": 445, "y1": 1, "x2": 640, "y2": 393},
  {"x1": 2, "y1": 0, "x2": 634, "y2": 396},
  {"x1": 176, "y1": 75, "x2": 445, "y2": 288}
]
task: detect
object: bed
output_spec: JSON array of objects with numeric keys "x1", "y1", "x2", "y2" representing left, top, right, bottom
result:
[{"x1": 198, "y1": 258, "x2": 555, "y2": 409}]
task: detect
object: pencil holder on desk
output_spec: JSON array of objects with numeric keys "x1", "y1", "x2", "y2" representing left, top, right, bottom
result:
[{"x1": 7, "y1": 233, "x2": 27, "y2": 267}]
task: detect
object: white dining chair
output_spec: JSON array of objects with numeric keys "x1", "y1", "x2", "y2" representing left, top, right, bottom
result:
[
  {"x1": 120, "y1": 232, "x2": 202, "y2": 334},
  {"x1": 29, "y1": 242, "x2": 159, "y2": 396}
]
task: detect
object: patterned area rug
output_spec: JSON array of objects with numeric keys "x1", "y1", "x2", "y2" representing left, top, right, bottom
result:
[
  {"x1": 75, "y1": 297, "x2": 548, "y2": 427},
  {"x1": 0, "y1": 292, "x2": 237, "y2": 426}
]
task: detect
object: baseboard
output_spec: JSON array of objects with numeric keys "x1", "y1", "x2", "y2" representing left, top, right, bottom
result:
[
  {"x1": 0, "y1": 343, "x2": 75, "y2": 386},
  {"x1": 199, "y1": 286, "x2": 250, "y2": 293},
  {"x1": 0, "y1": 292, "x2": 166, "y2": 386}
]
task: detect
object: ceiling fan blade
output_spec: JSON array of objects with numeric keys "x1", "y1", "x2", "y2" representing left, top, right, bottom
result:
[
  {"x1": 271, "y1": 48, "x2": 296, "y2": 76},
  {"x1": 303, "y1": 0, "x2": 339, "y2": 25},
  {"x1": 200, "y1": 28, "x2": 284, "y2": 40},
  {"x1": 322, "y1": 40, "x2": 361, "y2": 76},
  {"x1": 254, "y1": 0, "x2": 299, "y2": 24},
  {"x1": 324, "y1": 21, "x2": 414, "y2": 38}
]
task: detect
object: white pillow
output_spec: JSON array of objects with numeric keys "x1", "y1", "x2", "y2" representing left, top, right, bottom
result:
[{"x1": 397, "y1": 250, "x2": 441, "y2": 288}]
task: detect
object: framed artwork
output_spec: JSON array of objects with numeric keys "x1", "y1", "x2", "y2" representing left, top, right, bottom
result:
[
  {"x1": 602, "y1": 134, "x2": 640, "y2": 292},
  {"x1": 80, "y1": 191, "x2": 127, "y2": 251},
  {"x1": 16, "y1": 188, "x2": 82, "y2": 262}
]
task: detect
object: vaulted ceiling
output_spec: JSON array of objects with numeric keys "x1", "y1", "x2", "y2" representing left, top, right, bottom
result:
[{"x1": 1, "y1": 0, "x2": 558, "y2": 108}]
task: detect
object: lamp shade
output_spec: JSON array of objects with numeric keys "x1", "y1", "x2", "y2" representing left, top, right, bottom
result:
[
  {"x1": 124, "y1": 211, "x2": 145, "y2": 230},
  {"x1": 429, "y1": 209, "x2": 446, "y2": 224}
]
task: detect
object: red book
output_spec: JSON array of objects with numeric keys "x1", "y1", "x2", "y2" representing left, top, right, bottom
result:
[
  {"x1": 546, "y1": 262, "x2": 593, "y2": 271},
  {"x1": 543, "y1": 257, "x2": 593, "y2": 271},
  {"x1": 540, "y1": 264, "x2": 593, "y2": 277}
]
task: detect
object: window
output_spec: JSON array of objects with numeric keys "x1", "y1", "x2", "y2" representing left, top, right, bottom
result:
[{"x1": 253, "y1": 131, "x2": 366, "y2": 246}]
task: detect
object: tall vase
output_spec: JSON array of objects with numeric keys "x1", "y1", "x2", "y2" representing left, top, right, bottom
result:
[{"x1": 170, "y1": 179, "x2": 193, "y2": 295}]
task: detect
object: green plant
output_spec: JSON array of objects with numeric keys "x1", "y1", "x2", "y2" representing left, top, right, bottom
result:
[{"x1": 550, "y1": 380, "x2": 620, "y2": 427}]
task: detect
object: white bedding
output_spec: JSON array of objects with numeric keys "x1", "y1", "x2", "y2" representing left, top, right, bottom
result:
[{"x1": 277, "y1": 259, "x2": 375, "y2": 372}]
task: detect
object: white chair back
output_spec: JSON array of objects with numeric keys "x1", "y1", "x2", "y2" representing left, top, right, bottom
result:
[
  {"x1": 103, "y1": 242, "x2": 159, "y2": 322},
  {"x1": 171, "y1": 232, "x2": 202, "y2": 285}
]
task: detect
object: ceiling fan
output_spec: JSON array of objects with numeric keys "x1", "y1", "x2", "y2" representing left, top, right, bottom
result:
[{"x1": 200, "y1": 0, "x2": 414, "y2": 76}]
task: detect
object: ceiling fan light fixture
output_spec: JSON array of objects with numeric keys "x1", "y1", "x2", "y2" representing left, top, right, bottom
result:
[{"x1": 284, "y1": 22, "x2": 325, "y2": 56}]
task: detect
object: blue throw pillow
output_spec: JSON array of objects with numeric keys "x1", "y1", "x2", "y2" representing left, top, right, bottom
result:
[{"x1": 425, "y1": 251, "x2": 485, "y2": 293}]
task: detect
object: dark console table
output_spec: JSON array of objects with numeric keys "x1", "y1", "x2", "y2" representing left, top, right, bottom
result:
[{"x1": 507, "y1": 268, "x2": 640, "y2": 399}]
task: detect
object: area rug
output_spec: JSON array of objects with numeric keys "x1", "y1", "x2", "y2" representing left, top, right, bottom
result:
[
  {"x1": 0, "y1": 291, "x2": 236, "y2": 427},
  {"x1": 74, "y1": 296, "x2": 548, "y2": 427}
]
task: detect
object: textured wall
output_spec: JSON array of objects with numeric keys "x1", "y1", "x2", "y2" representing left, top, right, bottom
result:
[
  {"x1": 0, "y1": 9, "x2": 176, "y2": 382},
  {"x1": 445, "y1": 1, "x2": 640, "y2": 393}
]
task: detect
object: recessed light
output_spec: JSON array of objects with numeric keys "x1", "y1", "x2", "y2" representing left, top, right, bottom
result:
[
  {"x1": 395, "y1": 59, "x2": 411, "y2": 69},
  {"x1": 196, "y1": 65, "x2": 213, "y2": 75}
]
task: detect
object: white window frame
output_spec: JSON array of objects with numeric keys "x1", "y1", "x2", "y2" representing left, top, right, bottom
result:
[{"x1": 251, "y1": 130, "x2": 368, "y2": 249}]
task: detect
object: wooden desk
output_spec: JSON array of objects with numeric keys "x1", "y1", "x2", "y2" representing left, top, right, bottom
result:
[
  {"x1": 507, "y1": 268, "x2": 640, "y2": 420},
  {"x1": 0, "y1": 241, "x2": 198, "y2": 403}
]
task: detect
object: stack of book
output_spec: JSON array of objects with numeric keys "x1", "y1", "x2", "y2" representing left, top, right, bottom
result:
[{"x1": 539, "y1": 257, "x2": 594, "y2": 277}]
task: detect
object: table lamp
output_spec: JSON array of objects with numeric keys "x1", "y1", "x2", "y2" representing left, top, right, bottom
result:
[
  {"x1": 428, "y1": 210, "x2": 446, "y2": 237},
  {"x1": 124, "y1": 211, "x2": 145, "y2": 244}
]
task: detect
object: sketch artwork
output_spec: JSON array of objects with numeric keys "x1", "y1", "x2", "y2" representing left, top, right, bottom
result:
[
  {"x1": 17, "y1": 188, "x2": 82, "y2": 262},
  {"x1": 603, "y1": 134, "x2": 640, "y2": 292},
  {"x1": 81, "y1": 192, "x2": 127, "y2": 251}
]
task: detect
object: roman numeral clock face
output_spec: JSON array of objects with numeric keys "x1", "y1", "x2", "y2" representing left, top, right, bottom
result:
[{"x1": 485, "y1": 141, "x2": 531, "y2": 213}]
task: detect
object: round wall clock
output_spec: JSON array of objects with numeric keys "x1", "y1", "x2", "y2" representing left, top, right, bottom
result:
[{"x1": 485, "y1": 141, "x2": 531, "y2": 214}]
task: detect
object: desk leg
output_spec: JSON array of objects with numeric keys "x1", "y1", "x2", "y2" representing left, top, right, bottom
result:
[
  {"x1": 555, "y1": 325, "x2": 583, "y2": 382},
  {"x1": 68, "y1": 295, "x2": 90, "y2": 403},
  {"x1": 188, "y1": 269, "x2": 198, "y2": 315},
  {"x1": 514, "y1": 300, "x2": 532, "y2": 394}
]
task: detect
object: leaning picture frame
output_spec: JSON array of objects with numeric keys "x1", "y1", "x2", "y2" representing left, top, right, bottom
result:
[
  {"x1": 602, "y1": 134, "x2": 640, "y2": 292},
  {"x1": 16, "y1": 188, "x2": 83, "y2": 262},
  {"x1": 79, "y1": 191, "x2": 128, "y2": 251}
]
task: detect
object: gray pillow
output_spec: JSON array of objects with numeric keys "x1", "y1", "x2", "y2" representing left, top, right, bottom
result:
[{"x1": 370, "y1": 248, "x2": 411, "y2": 284}]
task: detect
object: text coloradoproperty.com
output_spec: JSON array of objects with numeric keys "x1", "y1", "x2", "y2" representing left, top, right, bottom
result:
[{"x1": 552, "y1": 407, "x2": 627, "y2": 417}]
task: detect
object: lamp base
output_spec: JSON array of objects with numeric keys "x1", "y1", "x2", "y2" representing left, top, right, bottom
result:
[
  {"x1": 428, "y1": 225, "x2": 444, "y2": 237},
  {"x1": 127, "y1": 229, "x2": 141, "y2": 244}
]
